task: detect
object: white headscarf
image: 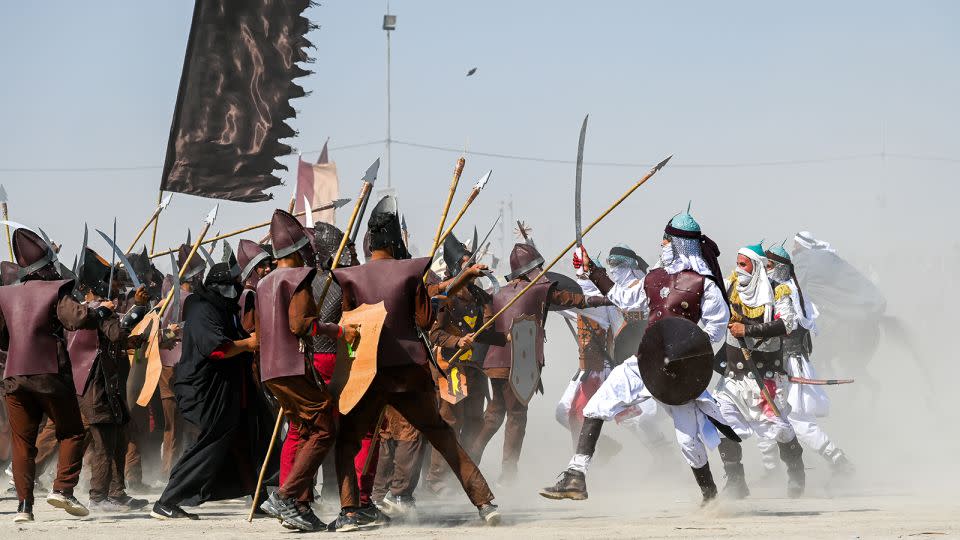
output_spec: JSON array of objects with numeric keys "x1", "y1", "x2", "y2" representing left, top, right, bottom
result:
[
  {"x1": 735, "y1": 248, "x2": 774, "y2": 316},
  {"x1": 656, "y1": 236, "x2": 713, "y2": 277},
  {"x1": 794, "y1": 231, "x2": 836, "y2": 254},
  {"x1": 768, "y1": 260, "x2": 819, "y2": 333}
]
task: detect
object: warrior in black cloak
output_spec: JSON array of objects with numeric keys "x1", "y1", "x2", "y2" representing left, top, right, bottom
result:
[{"x1": 150, "y1": 257, "x2": 260, "y2": 520}]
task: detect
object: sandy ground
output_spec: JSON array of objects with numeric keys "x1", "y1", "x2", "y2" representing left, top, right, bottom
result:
[{"x1": 1, "y1": 479, "x2": 957, "y2": 539}]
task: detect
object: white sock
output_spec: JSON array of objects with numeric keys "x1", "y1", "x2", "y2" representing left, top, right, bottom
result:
[{"x1": 567, "y1": 454, "x2": 591, "y2": 474}]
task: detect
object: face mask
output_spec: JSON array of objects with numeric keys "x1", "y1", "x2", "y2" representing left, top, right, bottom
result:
[
  {"x1": 608, "y1": 265, "x2": 633, "y2": 284},
  {"x1": 659, "y1": 243, "x2": 675, "y2": 265},
  {"x1": 736, "y1": 267, "x2": 752, "y2": 286}
]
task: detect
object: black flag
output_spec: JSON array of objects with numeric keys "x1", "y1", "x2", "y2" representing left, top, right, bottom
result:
[{"x1": 160, "y1": 0, "x2": 314, "y2": 203}]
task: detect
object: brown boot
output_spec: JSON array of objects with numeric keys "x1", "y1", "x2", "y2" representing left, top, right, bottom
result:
[{"x1": 538, "y1": 470, "x2": 587, "y2": 501}]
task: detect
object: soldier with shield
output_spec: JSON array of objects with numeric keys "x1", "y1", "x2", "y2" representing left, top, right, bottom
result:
[
  {"x1": 331, "y1": 196, "x2": 500, "y2": 530},
  {"x1": 540, "y1": 211, "x2": 732, "y2": 505},
  {"x1": 467, "y1": 239, "x2": 609, "y2": 486}
]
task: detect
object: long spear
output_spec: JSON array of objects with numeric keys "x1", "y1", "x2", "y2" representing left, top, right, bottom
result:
[
  {"x1": 149, "y1": 199, "x2": 350, "y2": 259},
  {"x1": 149, "y1": 192, "x2": 165, "y2": 255},
  {"x1": 0, "y1": 185, "x2": 12, "y2": 261},
  {"x1": 127, "y1": 193, "x2": 172, "y2": 254},
  {"x1": 446, "y1": 156, "x2": 672, "y2": 364},
  {"x1": 433, "y1": 170, "x2": 492, "y2": 256},
  {"x1": 248, "y1": 158, "x2": 380, "y2": 522},
  {"x1": 427, "y1": 157, "x2": 466, "y2": 261},
  {"x1": 134, "y1": 205, "x2": 218, "y2": 406}
]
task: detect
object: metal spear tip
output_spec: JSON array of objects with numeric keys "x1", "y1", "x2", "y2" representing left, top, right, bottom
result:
[
  {"x1": 204, "y1": 204, "x2": 219, "y2": 225},
  {"x1": 474, "y1": 170, "x2": 493, "y2": 190},
  {"x1": 363, "y1": 158, "x2": 381, "y2": 185},
  {"x1": 0, "y1": 184, "x2": 7, "y2": 203},
  {"x1": 332, "y1": 198, "x2": 352, "y2": 209},
  {"x1": 303, "y1": 196, "x2": 315, "y2": 228},
  {"x1": 159, "y1": 193, "x2": 173, "y2": 210},
  {"x1": 653, "y1": 155, "x2": 673, "y2": 172}
]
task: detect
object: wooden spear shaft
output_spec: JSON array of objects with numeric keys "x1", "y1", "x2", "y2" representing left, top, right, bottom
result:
[
  {"x1": 126, "y1": 207, "x2": 161, "y2": 255},
  {"x1": 446, "y1": 156, "x2": 672, "y2": 363},
  {"x1": 149, "y1": 191, "x2": 162, "y2": 256},
  {"x1": 427, "y1": 157, "x2": 465, "y2": 261},
  {"x1": 150, "y1": 203, "x2": 341, "y2": 259},
  {"x1": 247, "y1": 181, "x2": 372, "y2": 523},
  {"x1": 434, "y1": 187, "x2": 481, "y2": 255}
]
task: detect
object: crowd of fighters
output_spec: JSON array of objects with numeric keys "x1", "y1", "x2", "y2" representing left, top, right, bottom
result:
[{"x1": 0, "y1": 198, "x2": 855, "y2": 531}]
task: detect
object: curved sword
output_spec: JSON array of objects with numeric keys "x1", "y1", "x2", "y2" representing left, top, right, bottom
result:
[
  {"x1": 575, "y1": 114, "x2": 588, "y2": 249},
  {"x1": 94, "y1": 227, "x2": 143, "y2": 289}
]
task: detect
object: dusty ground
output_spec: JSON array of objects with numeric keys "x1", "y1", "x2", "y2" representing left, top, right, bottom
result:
[{"x1": 1, "y1": 480, "x2": 957, "y2": 539}]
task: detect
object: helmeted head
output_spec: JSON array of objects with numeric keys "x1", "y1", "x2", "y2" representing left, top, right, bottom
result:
[
  {"x1": 202, "y1": 260, "x2": 242, "y2": 300},
  {"x1": 77, "y1": 247, "x2": 111, "y2": 299},
  {"x1": 506, "y1": 242, "x2": 544, "y2": 281},
  {"x1": 12, "y1": 228, "x2": 57, "y2": 280},
  {"x1": 313, "y1": 222, "x2": 348, "y2": 269},
  {"x1": 660, "y1": 212, "x2": 705, "y2": 267},
  {"x1": 269, "y1": 209, "x2": 315, "y2": 265},
  {"x1": 177, "y1": 243, "x2": 206, "y2": 286},
  {"x1": 128, "y1": 246, "x2": 164, "y2": 300},
  {"x1": 367, "y1": 196, "x2": 410, "y2": 259},
  {"x1": 442, "y1": 231, "x2": 471, "y2": 277},
  {"x1": 237, "y1": 239, "x2": 271, "y2": 288},
  {"x1": 606, "y1": 244, "x2": 648, "y2": 273},
  {"x1": 764, "y1": 244, "x2": 792, "y2": 282}
]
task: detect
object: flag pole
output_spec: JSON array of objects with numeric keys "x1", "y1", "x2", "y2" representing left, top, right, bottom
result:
[{"x1": 149, "y1": 191, "x2": 163, "y2": 255}]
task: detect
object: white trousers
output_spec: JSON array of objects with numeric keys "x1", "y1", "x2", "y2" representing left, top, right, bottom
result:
[
  {"x1": 574, "y1": 356, "x2": 720, "y2": 468},
  {"x1": 715, "y1": 375, "x2": 796, "y2": 444}
]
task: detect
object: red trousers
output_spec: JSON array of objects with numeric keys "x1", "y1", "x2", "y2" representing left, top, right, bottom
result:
[{"x1": 279, "y1": 353, "x2": 379, "y2": 504}]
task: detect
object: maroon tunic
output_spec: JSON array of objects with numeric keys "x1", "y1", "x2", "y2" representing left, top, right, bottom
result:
[
  {"x1": 333, "y1": 257, "x2": 432, "y2": 368},
  {"x1": 0, "y1": 279, "x2": 75, "y2": 378},
  {"x1": 256, "y1": 267, "x2": 316, "y2": 382},
  {"x1": 482, "y1": 279, "x2": 552, "y2": 371},
  {"x1": 67, "y1": 328, "x2": 99, "y2": 395}
]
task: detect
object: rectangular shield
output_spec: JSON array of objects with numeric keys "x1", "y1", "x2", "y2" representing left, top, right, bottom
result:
[
  {"x1": 508, "y1": 315, "x2": 540, "y2": 405},
  {"x1": 330, "y1": 302, "x2": 387, "y2": 414}
]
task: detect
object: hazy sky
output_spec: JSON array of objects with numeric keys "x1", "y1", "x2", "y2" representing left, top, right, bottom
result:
[{"x1": 1, "y1": 1, "x2": 957, "y2": 272}]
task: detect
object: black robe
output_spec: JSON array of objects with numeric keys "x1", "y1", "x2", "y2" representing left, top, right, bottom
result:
[{"x1": 158, "y1": 287, "x2": 276, "y2": 507}]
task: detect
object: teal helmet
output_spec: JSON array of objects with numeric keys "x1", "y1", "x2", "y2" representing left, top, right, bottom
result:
[
  {"x1": 668, "y1": 213, "x2": 701, "y2": 234},
  {"x1": 743, "y1": 241, "x2": 765, "y2": 259}
]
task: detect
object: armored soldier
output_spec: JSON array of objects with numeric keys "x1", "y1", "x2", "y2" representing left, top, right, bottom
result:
[
  {"x1": 69, "y1": 247, "x2": 150, "y2": 512},
  {"x1": 0, "y1": 228, "x2": 112, "y2": 522},
  {"x1": 716, "y1": 242, "x2": 806, "y2": 498},
  {"x1": 541, "y1": 212, "x2": 731, "y2": 504},
  {"x1": 424, "y1": 231, "x2": 504, "y2": 496},
  {"x1": 331, "y1": 196, "x2": 500, "y2": 530},
  {"x1": 754, "y1": 243, "x2": 853, "y2": 476},
  {"x1": 468, "y1": 240, "x2": 608, "y2": 485},
  {"x1": 256, "y1": 210, "x2": 349, "y2": 532}
]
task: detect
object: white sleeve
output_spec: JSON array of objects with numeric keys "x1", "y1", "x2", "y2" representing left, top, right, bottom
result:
[
  {"x1": 774, "y1": 288, "x2": 798, "y2": 334},
  {"x1": 699, "y1": 279, "x2": 730, "y2": 343},
  {"x1": 605, "y1": 276, "x2": 648, "y2": 314}
]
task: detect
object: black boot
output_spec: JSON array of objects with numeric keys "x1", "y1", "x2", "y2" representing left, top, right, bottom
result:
[
  {"x1": 823, "y1": 447, "x2": 855, "y2": 477},
  {"x1": 691, "y1": 463, "x2": 717, "y2": 505},
  {"x1": 778, "y1": 438, "x2": 806, "y2": 498},
  {"x1": 538, "y1": 469, "x2": 587, "y2": 500},
  {"x1": 718, "y1": 438, "x2": 749, "y2": 499}
]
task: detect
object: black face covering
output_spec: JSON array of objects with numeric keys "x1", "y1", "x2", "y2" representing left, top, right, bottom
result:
[{"x1": 199, "y1": 262, "x2": 242, "y2": 311}]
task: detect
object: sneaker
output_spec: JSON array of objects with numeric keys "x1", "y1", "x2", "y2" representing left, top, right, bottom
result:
[
  {"x1": 538, "y1": 470, "x2": 588, "y2": 501},
  {"x1": 150, "y1": 501, "x2": 199, "y2": 520},
  {"x1": 266, "y1": 492, "x2": 320, "y2": 532},
  {"x1": 89, "y1": 498, "x2": 128, "y2": 513},
  {"x1": 13, "y1": 500, "x2": 34, "y2": 523},
  {"x1": 258, "y1": 494, "x2": 281, "y2": 520},
  {"x1": 109, "y1": 495, "x2": 149, "y2": 511},
  {"x1": 380, "y1": 494, "x2": 416, "y2": 518},
  {"x1": 478, "y1": 503, "x2": 501, "y2": 526},
  {"x1": 46, "y1": 490, "x2": 89, "y2": 517},
  {"x1": 328, "y1": 509, "x2": 360, "y2": 532},
  {"x1": 356, "y1": 503, "x2": 391, "y2": 528}
]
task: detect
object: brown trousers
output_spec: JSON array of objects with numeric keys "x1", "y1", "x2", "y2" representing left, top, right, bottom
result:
[
  {"x1": 87, "y1": 423, "x2": 127, "y2": 501},
  {"x1": 426, "y1": 370, "x2": 487, "y2": 490},
  {"x1": 266, "y1": 374, "x2": 336, "y2": 501},
  {"x1": 124, "y1": 404, "x2": 148, "y2": 484},
  {"x1": 4, "y1": 390, "x2": 85, "y2": 502},
  {"x1": 468, "y1": 377, "x2": 528, "y2": 478},
  {"x1": 159, "y1": 366, "x2": 184, "y2": 478},
  {"x1": 337, "y1": 365, "x2": 493, "y2": 509},
  {"x1": 371, "y1": 436, "x2": 425, "y2": 500}
]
